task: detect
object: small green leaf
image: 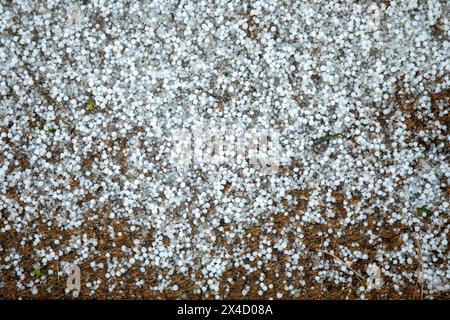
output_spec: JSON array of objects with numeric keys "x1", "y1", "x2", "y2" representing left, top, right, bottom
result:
[
  {"x1": 313, "y1": 133, "x2": 341, "y2": 146},
  {"x1": 47, "y1": 128, "x2": 56, "y2": 133},
  {"x1": 313, "y1": 136, "x2": 328, "y2": 146},
  {"x1": 420, "y1": 207, "x2": 432, "y2": 217},
  {"x1": 33, "y1": 267, "x2": 42, "y2": 278},
  {"x1": 87, "y1": 101, "x2": 95, "y2": 112}
]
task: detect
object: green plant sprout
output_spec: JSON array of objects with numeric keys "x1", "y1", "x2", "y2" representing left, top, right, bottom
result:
[
  {"x1": 87, "y1": 101, "x2": 95, "y2": 112},
  {"x1": 420, "y1": 207, "x2": 432, "y2": 217},
  {"x1": 313, "y1": 133, "x2": 342, "y2": 146},
  {"x1": 33, "y1": 267, "x2": 42, "y2": 278}
]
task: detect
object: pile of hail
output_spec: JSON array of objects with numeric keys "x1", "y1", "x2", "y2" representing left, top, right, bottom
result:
[{"x1": 0, "y1": 0, "x2": 448, "y2": 299}]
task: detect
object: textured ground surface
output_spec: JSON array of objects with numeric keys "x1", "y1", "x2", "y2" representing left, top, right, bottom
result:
[{"x1": 0, "y1": 0, "x2": 449, "y2": 299}]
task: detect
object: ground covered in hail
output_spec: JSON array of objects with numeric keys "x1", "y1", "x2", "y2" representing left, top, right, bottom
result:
[{"x1": 0, "y1": 0, "x2": 449, "y2": 300}]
